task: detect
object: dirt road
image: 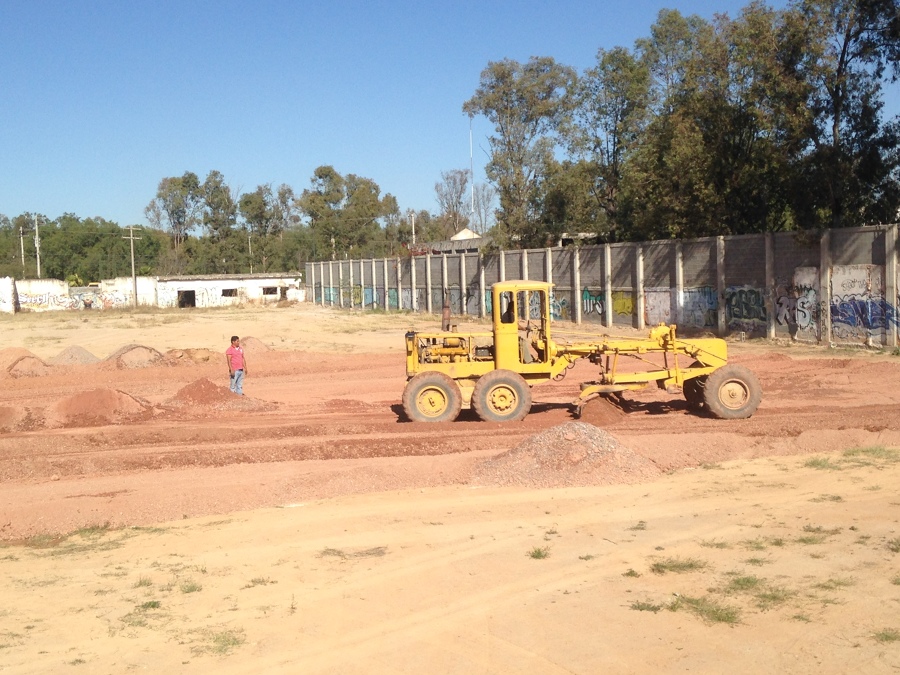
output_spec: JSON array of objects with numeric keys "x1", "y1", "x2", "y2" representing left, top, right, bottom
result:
[{"x1": 0, "y1": 304, "x2": 898, "y2": 673}]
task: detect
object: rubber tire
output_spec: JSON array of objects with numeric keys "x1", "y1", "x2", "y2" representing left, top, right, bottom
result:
[
  {"x1": 472, "y1": 369, "x2": 532, "y2": 423},
  {"x1": 702, "y1": 364, "x2": 762, "y2": 420},
  {"x1": 402, "y1": 372, "x2": 462, "y2": 423},
  {"x1": 682, "y1": 361, "x2": 707, "y2": 411}
]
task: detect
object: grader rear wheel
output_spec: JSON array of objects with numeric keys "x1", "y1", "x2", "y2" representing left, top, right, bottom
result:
[
  {"x1": 402, "y1": 372, "x2": 462, "y2": 422},
  {"x1": 472, "y1": 370, "x2": 532, "y2": 423},
  {"x1": 702, "y1": 364, "x2": 762, "y2": 419},
  {"x1": 682, "y1": 362, "x2": 707, "y2": 411}
]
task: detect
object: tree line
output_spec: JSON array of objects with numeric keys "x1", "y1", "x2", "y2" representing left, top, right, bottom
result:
[
  {"x1": 0, "y1": 166, "x2": 496, "y2": 282},
  {"x1": 466, "y1": 0, "x2": 900, "y2": 247},
  {"x1": 1, "y1": 0, "x2": 897, "y2": 282}
]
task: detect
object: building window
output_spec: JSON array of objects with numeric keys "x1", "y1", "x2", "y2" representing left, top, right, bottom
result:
[
  {"x1": 222, "y1": 289, "x2": 237, "y2": 297},
  {"x1": 263, "y1": 287, "x2": 278, "y2": 295}
]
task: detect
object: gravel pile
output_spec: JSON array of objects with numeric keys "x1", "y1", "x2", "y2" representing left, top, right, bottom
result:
[
  {"x1": 49, "y1": 345, "x2": 100, "y2": 365},
  {"x1": 472, "y1": 421, "x2": 661, "y2": 488}
]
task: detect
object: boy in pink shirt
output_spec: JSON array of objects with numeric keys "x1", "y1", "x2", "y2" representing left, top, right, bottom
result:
[{"x1": 225, "y1": 336, "x2": 248, "y2": 395}]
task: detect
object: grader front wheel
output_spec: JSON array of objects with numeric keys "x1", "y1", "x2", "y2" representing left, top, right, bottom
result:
[
  {"x1": 702, "y1": 364, "x2": 762, "y2": 419},
  {"x1": 402, "y1": 372, "x2": 462, "y2": 422},
  {"x1": 472, "y1": 370, "x2": 532, "y2": 423}
]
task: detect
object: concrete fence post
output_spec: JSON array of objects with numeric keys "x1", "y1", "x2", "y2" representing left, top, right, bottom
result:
[
  {"x1": 398, "y1": 258, "x2": 405, "y2": 310},
  {"x1": 479, "y1": 256, "x2": 486, "y2": 319},
  {"x1": 460, "y1": 253, "x2": 467, "y2": 316},
  {"x1": 382, "y1": 259, "x2": 389, "y2": 310},
  {"x1": 574, "y1": 247, "x2": 582, "y2": 325},
  {"x1": 603, "y1": 244, "x2": 613, "y2": 328},
  {"x1": 425, "y1": 253, "x2": 433, "y2": 314},
  {"x1": 328, "y1": 261, "x2": 335, "y2": 307},
  {"x1": 675, "y1": 241, "x2": 684, "y2": 326},
  {"x1": 635, "y1": 245, "x2": 645, "y2": 330},
  {"x1": 411, "y1": 256, "x2": 418, "y2": 312},
  {"x1": 348, "y1": 260, "x2": 354, "y2": 309},
  {"x1": 765, "y1": 233, "x2": 776, "y2": 339},
  {"x1": 820, "y1": 231, "x2": 832, "y2": 345},
  {"x1": 716, "y1": 237, "x2": 726, "y2": 336}
]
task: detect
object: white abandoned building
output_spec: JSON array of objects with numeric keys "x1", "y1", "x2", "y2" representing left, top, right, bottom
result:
[{"x1": 0, "y1": 273, "x2": 305, "y2": 313}]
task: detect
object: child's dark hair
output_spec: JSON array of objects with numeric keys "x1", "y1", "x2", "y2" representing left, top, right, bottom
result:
[{"x1": 231, "y1": 335, "x2": 240, "y2": 343}]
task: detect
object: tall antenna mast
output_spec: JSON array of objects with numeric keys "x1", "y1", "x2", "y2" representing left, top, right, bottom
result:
[{"x1": 469, "y1": 117, "x2": 475, "y2": 224}]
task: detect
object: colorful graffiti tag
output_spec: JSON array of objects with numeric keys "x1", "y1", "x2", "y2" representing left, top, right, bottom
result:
[
  {"x1": 581, "y1": 288, "x2": 604, "y2": 321},
  {"x1": 725, "y1": 286, "x2": 766, "y2": 333},
  {"x1": 681, "y1": 286, "x2": 717, "y2": 329},
  {"x1": 829, "y1": 265, "x2": 893, "y2": 344}
]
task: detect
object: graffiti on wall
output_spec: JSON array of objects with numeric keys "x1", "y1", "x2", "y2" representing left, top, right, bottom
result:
[
  {"x1": 549, "y1": 293, "x2": 569, "y2": 321},
  {"x1": 829, "y1": 265, "x2": 893, "y2": 343},
  {"x1": 17, "y1": 290, "x2": 130, "y2": 311},
  {"x1": 774, "y1": 267, "x2": 818, "y2": 340},
  {"x1": 645, "y1": 288, "x2": 672, "y2": 326},
  {"x1": 612, "y1": 291, "x2": 633, "y2": 320},
  {"x1": 681, "y1": 286, "x2": 717, "y2": 329},
  {"x1": 725, "y1": 286, "x2": 766, "y2": 333},
  {"x1": 582, "y1": 288, "x2": 604, "y2": 319}
]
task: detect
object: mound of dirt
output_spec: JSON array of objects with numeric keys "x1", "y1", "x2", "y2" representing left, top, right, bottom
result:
[
  {"x1": 0, "y1": 348, "x2": 39, "y2": 372},
  {"x1": 577, "y1": 396, "x2": 626, "y2": 427},
  {"x1": 7, "y1": 355, "x2": 52, "y2": 378},
  {"x1": 49, "y1": 345, "x2": 100, "y2": 366},
  {"x1": 0, "y1": 406, "x2": 43, "y2": 433},
  {"x1": 165, "y1": 348, "x2": 218, "y2": 364},
  {"x1": 48, "y1": 388, "x2": 151, "y2": 428},
  {"x1": 240, "y1": 336, "x2": 270, "y2": 353},
  {"x1": 105, "y1": 344, "x2": 164, "y2": 369},
  {"x1": 170, "y1": 378, "x2": 237, "y2": 405},
  {"x1": 472, "y1": 421, "x2": 661, "y2": 488}
]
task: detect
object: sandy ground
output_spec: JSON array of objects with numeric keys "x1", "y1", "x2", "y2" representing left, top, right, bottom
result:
[{"x1": 0, "y1": 303, "x2": 899, "y2": 673}]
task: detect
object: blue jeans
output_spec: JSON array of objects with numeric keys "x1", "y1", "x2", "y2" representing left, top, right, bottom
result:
[{"x1": 230, "y1": 369, "x2": 244, "y2": 395}]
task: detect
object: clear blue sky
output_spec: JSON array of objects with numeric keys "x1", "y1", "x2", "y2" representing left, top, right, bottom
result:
[{"x1": 1, "y1": 0, "x2": 894, "y2": 228}]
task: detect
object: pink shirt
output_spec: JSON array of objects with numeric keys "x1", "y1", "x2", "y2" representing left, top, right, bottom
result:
[{"x1": 226, "y1": 345, "x2": 244, "y2": 370}]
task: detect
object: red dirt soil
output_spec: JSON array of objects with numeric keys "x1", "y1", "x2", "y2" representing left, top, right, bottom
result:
[{"x1": 2, "y1": 333, "x2": 900, "y2": 539}]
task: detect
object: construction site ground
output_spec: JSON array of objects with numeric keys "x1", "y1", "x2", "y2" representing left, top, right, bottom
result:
[{"x1": 1, "y1": 303, "x2": 899, "y2": 673}]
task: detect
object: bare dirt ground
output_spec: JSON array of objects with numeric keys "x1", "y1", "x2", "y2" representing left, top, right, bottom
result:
[{"x1": 0, "y1": 304, "x2": 899, "y2": 673}]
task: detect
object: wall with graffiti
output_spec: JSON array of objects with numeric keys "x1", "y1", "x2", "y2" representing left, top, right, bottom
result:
[
  {"x1": 645, "y1": 288, "x2": 673, "y2": 326},
  {"x1": 725, "y1": 285, "x2": 767, "y2": 333},
  {"x1": 6, "y1": 275, "x2": 304, "y2": 313},
  {"x1": 307, "y1": 226, "x2": 900, "y2": 346},
  {"x1": 830, "y1": 265, "x2": 891, "y2": 345},
  {"x1": 681, "y1": 286, "x2": 718, "y2": 329},
  {"x1": 775, "y1": 267, "x2": 819, "y2": 341}
]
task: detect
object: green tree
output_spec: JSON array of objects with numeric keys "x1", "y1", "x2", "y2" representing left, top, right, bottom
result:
[
  {"x1": 145, "y1": 171, "x2": 202, "y2": 253},
  {"x1": 564, "y1": 46, "x2": 650, "y2": 238},
  {"x1": 297, "y1": 166, "x2": 399, "y2": 259},
  {"x1": 239, "y1": 185, "x2": 282, "y2": 273},
  {"x1": 788, "y1": 0, "x2": 900, "y2": 227},
  {"x1": 434, "y1": 169, "x2": 471, "y2": 236},
  {"x1": 463, "y1": 57, "x2": 576, "y2": 247}
]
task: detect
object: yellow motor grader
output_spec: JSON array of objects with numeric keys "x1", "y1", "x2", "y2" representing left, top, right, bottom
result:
[{"x1": 402, "y1": 280, "x2": 761, "y2": 423}]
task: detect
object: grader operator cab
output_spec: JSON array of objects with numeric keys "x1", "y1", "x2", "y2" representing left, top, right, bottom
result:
[{"x1": 402, "y1": 280, "x2": 762, "y2": 423}]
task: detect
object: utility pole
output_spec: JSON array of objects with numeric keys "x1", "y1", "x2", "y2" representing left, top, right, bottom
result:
[
  {"x1": 410, "y1": 212, "x2": 416, "y2": 246},
  {"x1": 34, "y1": 216, "x2": 41, "y2": 279},
  {"x1": 123, "y1": 225, "x2": 142, "y2": 308},
  {"x1": 248, "y1": 233, "x2": 253, "y2": 274},
  {"x1": 19, "y1": 223, "x2": 25, "y2": 277}
]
